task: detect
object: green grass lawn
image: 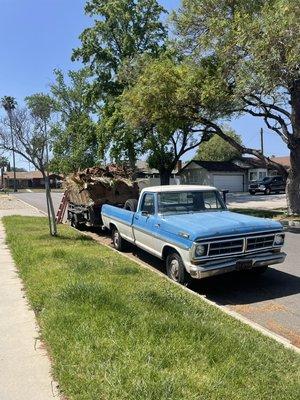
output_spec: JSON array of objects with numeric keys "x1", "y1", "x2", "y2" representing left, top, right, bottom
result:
[{"x1": 3, "y1": 216, "x2": 300, "y2": 400}]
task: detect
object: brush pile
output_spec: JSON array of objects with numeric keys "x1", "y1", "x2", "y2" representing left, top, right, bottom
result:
[{"x1": 66, "y1": 164, "x2": 139, "y2": 206}]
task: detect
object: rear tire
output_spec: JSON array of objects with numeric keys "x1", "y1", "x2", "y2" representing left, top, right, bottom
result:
[
  {"x1": 111, "y1": 227, "x2": 127, "y2": 251},
  {"x1": 166, "y1": 252, "x2": 191, "y2": 285},
  {"x1": 124, "y1": 198, "x2": 138, "y2": 212},
  {"x1": 249, "y1": 191, "x2": 256, "y2": 195}
]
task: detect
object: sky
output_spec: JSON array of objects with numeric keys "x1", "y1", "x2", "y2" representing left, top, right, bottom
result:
[{"x1": 0, "y1": 0, "x2": 287, "y2": 169}]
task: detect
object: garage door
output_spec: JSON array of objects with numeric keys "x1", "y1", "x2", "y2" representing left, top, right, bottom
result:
[{"x1": 213, "y1": 174, "x2": 244, "y2": 192}]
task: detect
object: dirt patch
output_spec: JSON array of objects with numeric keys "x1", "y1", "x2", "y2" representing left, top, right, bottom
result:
[
  {"x1": 266, "y1": 319, "x2": 300, "y2": 348},
  {"x1": 230, "y1": 302, "x2": 288, "y2": 315}
]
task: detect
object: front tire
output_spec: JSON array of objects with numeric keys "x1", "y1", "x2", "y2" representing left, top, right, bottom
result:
[
  {"x1": 111, "y1": 227, "x2": 127, "y2": 251},
  {"x1": 264, "y1": 188, "x2": 271, "y2": 195},
  {"x1": 249, "y1": 190, "x2": 256, "y2": 196},
  {"x1": 166, "y1": 252, "x2": 191, "y2": 285}
]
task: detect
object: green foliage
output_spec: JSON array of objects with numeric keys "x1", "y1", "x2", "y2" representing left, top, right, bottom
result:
[
  {"x1": 196, "y1": 128, "x2": 242, "y2": 161},
  {"x1": 73, "y1": 0, "x2": 167, "y2": 98},
  {"x1": 118, "y1": 55, "x2": 233, "y2": 181},
  {"x1": 174, "y1": 0, "x2": 300, "y2": 94},
  {"x1": 71, "y1": 0, "x2": 168, "y2": 169},
  {"x1": 4, "y1": 215, "x2": 300, "y2": 400},
  {"x1": 50, "y1": 69, "x2": 99, "y2": 174},
  {"x1": 25, "y1": 93, "x2": 54, "y2": 123}
]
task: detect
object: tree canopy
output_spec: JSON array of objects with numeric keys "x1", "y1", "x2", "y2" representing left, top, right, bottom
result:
[
  {"x1": 50, "y1": 69, "x2": 100, "y2": 174},
  {"x1": 119, "y1": 56, "x2": 232, "y2": 183},
  {"x1": 174, "y1": 0, "x2": 300, "y2": 213}
]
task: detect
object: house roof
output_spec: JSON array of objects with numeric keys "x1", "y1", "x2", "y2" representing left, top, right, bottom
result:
[
  {"x1": 180, "y1": 160, "x2": 245, "y2": 173},
  {"x1": 3, "y1": 171, "x2": 62, "y2": 179},
  {"x1": 270, "y1": 156, "x2": 290, "y2": 168},
  {"x1": 136, "y1": 160, "x2": 182, "y2": 175},
  {"x1": 236, "y1": 157, "x2": 268, "y2": 168}
]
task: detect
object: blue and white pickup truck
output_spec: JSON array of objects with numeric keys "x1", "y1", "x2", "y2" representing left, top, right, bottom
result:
[{"x1": 102, "y1": 185, "x2": 286, "y2": 284}]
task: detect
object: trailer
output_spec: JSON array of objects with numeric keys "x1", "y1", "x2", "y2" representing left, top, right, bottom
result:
[{"x1": 64, "y1": 165, "x2": 139, "y2": 229}]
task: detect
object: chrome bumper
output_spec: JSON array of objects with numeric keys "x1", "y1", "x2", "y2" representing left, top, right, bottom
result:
[{"x1": 188, "y1": 252, "x2": 286, "y2": 279}]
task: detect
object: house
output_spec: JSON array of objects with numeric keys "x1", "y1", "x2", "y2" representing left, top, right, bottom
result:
[
  {"x1": 135, "y1": 160, "x2": 181, "y2": 188},
  {"x1": 2, "y1": 171, "x2": 62, "y2": 189},
  {"x1": 179, "y1": 157, "x2": 290, "y2": 192},
  {"x1": 180, "y1": 160, "x2": 248, "y2": 192}
]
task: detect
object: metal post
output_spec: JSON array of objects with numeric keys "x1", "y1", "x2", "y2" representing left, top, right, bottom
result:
[{"x1": 260, "y1": 128, "x2": 264, "y2": 156}]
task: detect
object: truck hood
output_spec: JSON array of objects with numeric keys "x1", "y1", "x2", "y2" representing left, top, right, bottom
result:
[{"x1": 160, "y1": 211, "x2": 283, "y2": 242}]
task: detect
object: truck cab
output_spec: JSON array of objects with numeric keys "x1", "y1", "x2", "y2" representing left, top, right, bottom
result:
[{"x1": 102, "y1": 185, "x2": 286, "y2": 284}]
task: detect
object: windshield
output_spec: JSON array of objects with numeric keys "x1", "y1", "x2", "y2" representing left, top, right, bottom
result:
[{"x1": 157, "y1": 190, "x2": 226, "y2": 215}]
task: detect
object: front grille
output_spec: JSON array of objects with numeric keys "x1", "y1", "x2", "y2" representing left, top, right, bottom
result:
[
  {"x1": 246, "y1": 235, "x2": 274, "y2": 251},
  {"x1": 208, "y1": 239, "x2": 244, "y2": 256},
  {"x1": 250, "y1": 183, "x2": 258, "y2": 188}
]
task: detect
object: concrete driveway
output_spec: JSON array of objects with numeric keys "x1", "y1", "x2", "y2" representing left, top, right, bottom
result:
[
  {"x1": 12, "y1": 191, "x2": 299, "y2": 347},
  {"x1": 227, "y1": 192, "x2": 287, "y2": 210}
]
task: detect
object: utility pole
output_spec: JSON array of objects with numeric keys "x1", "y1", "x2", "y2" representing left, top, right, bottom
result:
[{"x1": 260, "y1": 127, "x2": 264, "y2": 156}]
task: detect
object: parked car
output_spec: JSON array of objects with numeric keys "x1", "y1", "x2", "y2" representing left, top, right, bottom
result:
[
  {"x1": 102, "y1": 185, "x2": 286, "y2": 284},
  {"x1": 249, "y1": 176, "x2": 286, "y2": 195}
]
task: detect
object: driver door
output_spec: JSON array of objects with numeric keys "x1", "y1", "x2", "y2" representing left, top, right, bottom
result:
[{"x1": 133, "y1": 193, "x2": 159, "y2": 255}]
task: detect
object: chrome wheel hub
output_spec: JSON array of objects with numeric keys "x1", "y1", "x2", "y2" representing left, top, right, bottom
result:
[
  {"x1": 170, "y1": 259, "x2": 180, "y2": 281},
  {"x1": 113, "y1": 231, "x2": 119, "y2": 247}
]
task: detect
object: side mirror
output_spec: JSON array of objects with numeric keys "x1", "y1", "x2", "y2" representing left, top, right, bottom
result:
[{"x1": 141, "y1": 210, "x2": 149, "y2": 216}]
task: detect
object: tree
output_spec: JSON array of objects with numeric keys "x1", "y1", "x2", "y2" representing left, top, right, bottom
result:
[
  {"x1": 26, "y1": 93, "x2": 57, "y2": 235},
  {"x1": 1, "y1": 96, "x2": 17, "y2": 192},
  {"x1": 119, "y1": 57, "x2": 228, "y2": 184},
  {"x1": 0, "y1": 104, "x2": 58, "y2": 234},
  {"x1": 73, "y1": 0, "x2": 167, "y2": 97},
  {"x1": 196, "y1": 127, "x2": 242, "y2": 161},
  {"x1": 50, "y1": 68, "x2": 99, "y2": 174},
  {"x1": 174, "y1": 0, "x2": 300, "y2": 214},
  {"x1": 72, "y1": 0, "x2": 167, "y2": 168}
]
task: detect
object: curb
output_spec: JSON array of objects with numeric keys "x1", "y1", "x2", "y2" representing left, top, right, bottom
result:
[{"x1": 76, "y1": 228, "x2": 300, "y2": 355}]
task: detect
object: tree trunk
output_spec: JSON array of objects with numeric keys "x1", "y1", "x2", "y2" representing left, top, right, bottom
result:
[
  {"x1": 159, "y1": 169, "x2": 172, "y2": 185},
  {"x1": 286, "y1": 146, "x2": 300, "y2": 214},
  {"x1": 288, "y1": 79, "x2": 300, "y2": 214}
]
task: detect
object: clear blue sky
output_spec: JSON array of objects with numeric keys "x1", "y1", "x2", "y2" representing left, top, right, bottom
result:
[{"x1": 0, "y1": 0, "x2": 287, "y2": 168}]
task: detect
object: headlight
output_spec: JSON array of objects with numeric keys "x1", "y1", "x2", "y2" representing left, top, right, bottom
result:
[
  {"x1": 194, "y1": 244, "x2": 207, "y2": 257},
  {"x1": 259, "y1": 185, "x2": 266, "y2": 189},
  {"x1": 274, "y1": 233, "x2": 285, "y2": 246}
]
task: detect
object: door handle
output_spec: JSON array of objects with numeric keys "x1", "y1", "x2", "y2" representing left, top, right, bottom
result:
[
  {"x1": 134, "y1": 216, "x2": 139, "y2": 220},
  {"x1": 154, "y1": 223, "x2": 160, "y2": 228}
]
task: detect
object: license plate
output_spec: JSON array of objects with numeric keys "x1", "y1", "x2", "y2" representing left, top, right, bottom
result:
[{"x1": 236, "y1": 260, "x2": 253, "y2": 271}]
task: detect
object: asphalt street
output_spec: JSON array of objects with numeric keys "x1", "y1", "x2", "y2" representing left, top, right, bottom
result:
[{"x1": 14, "y1": 191, "x2": 300, "y2": 347}]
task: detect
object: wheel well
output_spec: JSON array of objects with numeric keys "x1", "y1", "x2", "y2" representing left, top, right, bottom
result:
[
  {"x1": 109, "y1": 223, "x2": 117, "y2": 232},
  {"x1": 162, "y1": 245, "x2": 178, "y2": 260}
]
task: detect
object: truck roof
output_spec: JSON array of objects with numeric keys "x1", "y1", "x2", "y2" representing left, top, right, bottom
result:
[{"x1": 140, "y1": 185, "x2": 217, "y2": 194}]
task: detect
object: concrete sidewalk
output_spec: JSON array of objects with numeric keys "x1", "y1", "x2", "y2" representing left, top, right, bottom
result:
[{"x1": 0, "y1": 218, "x2": 57, "y2": 399}]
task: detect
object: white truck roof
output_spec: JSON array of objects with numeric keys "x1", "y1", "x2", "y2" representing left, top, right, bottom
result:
[{"x1": 140, "y1": 185, "x2": 217, "y2": 194}]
